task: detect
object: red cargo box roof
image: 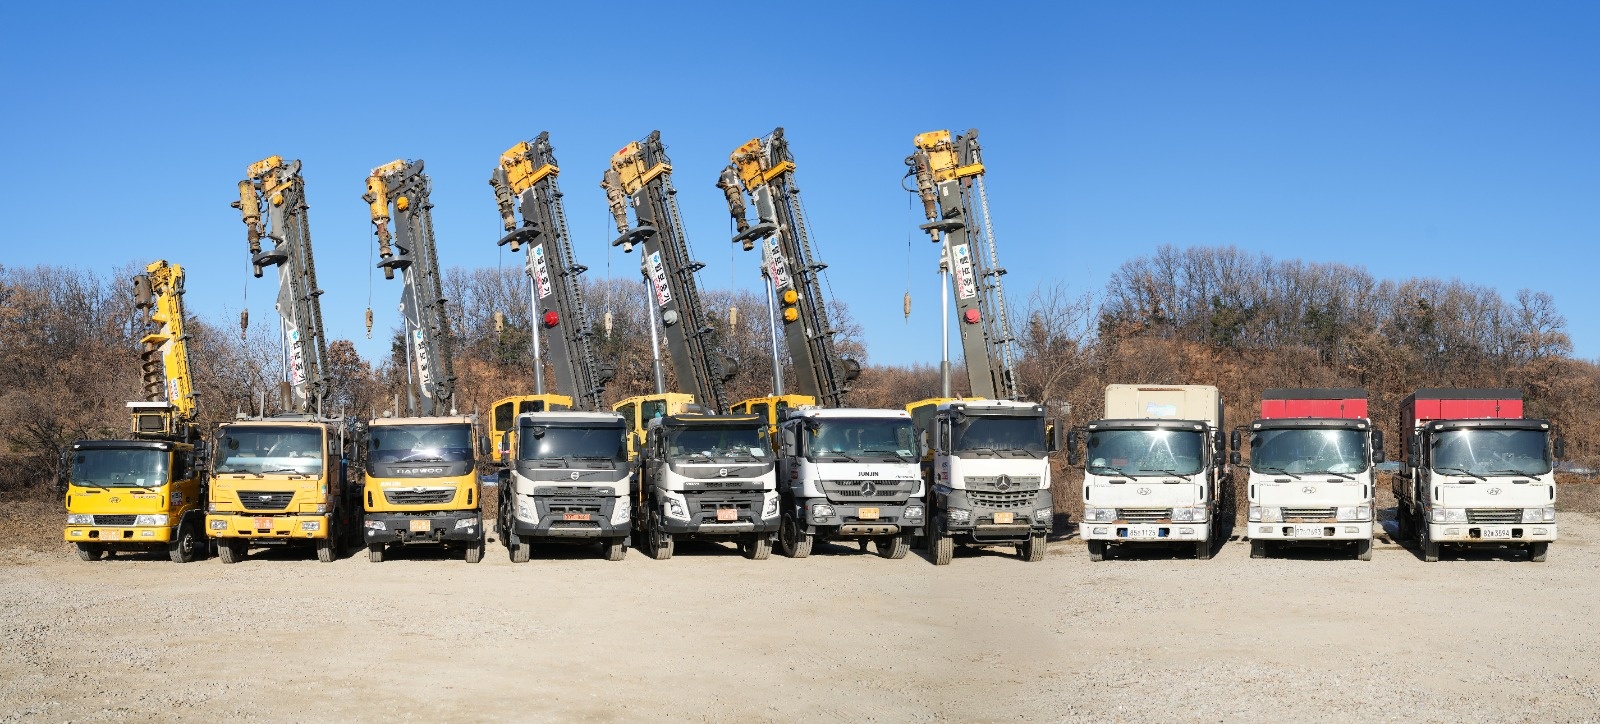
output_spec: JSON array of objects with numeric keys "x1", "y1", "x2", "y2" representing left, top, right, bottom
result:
[
  {"x1": 1260, "y1": 388, "x2": 1367, "y2": 419},
  {"x1": 1406, "y1": 388, "x2": 1522, "y2": 422}
]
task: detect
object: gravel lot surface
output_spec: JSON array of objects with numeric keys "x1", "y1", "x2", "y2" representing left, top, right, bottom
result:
[{"x1": 4, "y1": 493, "x2": 1600, "y2": 722}]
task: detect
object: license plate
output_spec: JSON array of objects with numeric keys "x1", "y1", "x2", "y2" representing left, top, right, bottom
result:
[
  {"x1": 993, "y1": 511, "x2": 1014, "y2": 524},
  {"x1": 716, "y1": 508, "x2": 738, "y2": 522},
  {"x1": 409, "y1": 519, "x2": 431, "y2": 533},
  {"x1": 1481, "y1": 528, "x2": 1512, "y2": 540},
  {"x1": 563, "y1": 513, "x2": 591, "y2": 521},
  {"x1": 1126, "y1": 525, "x2": 1159, "y2": 539},
  {"x1": 253, "y1": 517, "x2": 271, "y2": 530},
  {"x1": 1294, "y1": 525, "x2": 1325, "y2": 538},
  {"x1": 859, "y1": 507, "x2": 880, "y2": 520}
]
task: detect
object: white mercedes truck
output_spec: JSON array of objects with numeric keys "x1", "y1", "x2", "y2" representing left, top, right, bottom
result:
[
  {"x1": 774, "y1": 407, "x2": 925, "y2": 559},
  {"x1": 633, "y1": 413, "x2": 779, "y2": 560},
  {"x1": 1072, "y1": 384, "x2": 1225, "y2": 561},
  {"x1": 923, "y1": 399, "x2": 1061, "y2": 566},
  {"x1": 497, "y1": 410, "x2": 633, "y2": 562}
]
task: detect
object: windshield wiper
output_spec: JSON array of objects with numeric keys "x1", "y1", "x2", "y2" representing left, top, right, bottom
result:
[
  {"x1": 73, "y1": 480, "x2": 111, "y2": 490},
  {"x1": 959, "y1": 447, "x2": 999, "y2": 457},
  {"x1": 1434, "y1": 467, "x2": 1487, "y2": 481},
  {"x1": 1322, "y1": 471, "x2": 1356, "y2": 481},
  {"x1": 1255, "y1": 466, "x2": 1301, "y2": 480},
  {"x1": 1486, "y1": 469, "x2": 1543, "y2": 477},
  {"x1": 215, "y1": 468, "x2": 263, "y2": 478},
  {"x1": 1087, "y1": 465, "x2": 1121, "y2": 476},
  {"x1": 261, "y1": 468, "x2": 311, "y2": 477},
  {"x1": 1132, "y1": 467, "x2": 1187, "y2": 477},
  {"x1": 400, "y1": 454, "x2": 447, "y2": 463},
  {"x1": 862, "y1": 449, "x2": 911, "y2": 461}
]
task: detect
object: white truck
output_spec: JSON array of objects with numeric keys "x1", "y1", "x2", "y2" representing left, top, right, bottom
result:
[
  {"x1": 923, "y1": 399, "x2": 1060, "y2": 566},
  {"x1": 1071, "y1": 384, "x2": 1226, "y2": 561},
  {"x1": 633, "y1": 413, "x2": 779, "y2": 560},
  {"x1": 773, "y1": 407, "x2": 925, "y2": 559},
  {"x1": 1394, "y1": 388, "x2": 1562, "y2": 563},
  {"x1": 1233, "y1": 388, "x2": 1381, "y2": 561},
  {"x1": 496, "y1": 410, "x2": 633, "y2": 562}
]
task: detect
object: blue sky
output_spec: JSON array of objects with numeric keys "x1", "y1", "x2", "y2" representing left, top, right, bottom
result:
[{"x1": 3, "y1": 2, "x2": 1597, "y2": 367}]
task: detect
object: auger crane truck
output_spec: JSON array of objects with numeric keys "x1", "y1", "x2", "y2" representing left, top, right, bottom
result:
[
  {"x1": 923, "y1": 399, "x2": 1060, "y2": 564},
  {"x1": 1233, "y1": 389, "x2": 1381, "y2": 561},
  {"x1": 360, "y1": 158, "x2": 484, "y2": 564},
  {"x1": 774, "y1": 407, "x2": 924, "y2": 559},
  {"x1": 1394, "y1": 389, "x2": 1561, "y2": 563},
  {"x1": 488, "y1": 134, "x2": 630, "y2": 562},
  {"x1": 61, "y1": 260, "x2": 209, "y2": 563},
  {"x1": 1071, "y1": 385, "x2": 1226, "y2": 561},
  {"x1": 210, "y1": 156, "x2": 358, "y2": 564},
  {"x1": 634, "y1": 413, "x2": 779, "y2": 560}
]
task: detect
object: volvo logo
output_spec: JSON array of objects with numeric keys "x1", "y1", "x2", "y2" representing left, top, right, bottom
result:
[
  {"x1": 718, "y1": 468, "x2": 730, "y2": 478},
  {"x1": 570, "y1": 471, "x2": 580, "y2": 481},
  {"x1": 996, "y1": 475, "x2": 1013, "y2": 492},
  {"x1": 861, "y1": 481, "x2": 877, "y2": 496},
  {"x1": 1301, "y1": 486, "x2": 1316, "y2": 495},
  {"x1": 1488, "y1": 487, "x2": 1502, "y2": 495},
  {"x1": 1136, "y1": 487, "x2": 1151, "y2": 495}
]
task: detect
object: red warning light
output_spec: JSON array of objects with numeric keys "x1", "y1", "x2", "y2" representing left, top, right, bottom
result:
[
  {"x1": 963, "y1": 309, "x2": 980, "y2": 324},
  {"x1": 543, "y1": 311, "x2": 560, "y2": 327}
]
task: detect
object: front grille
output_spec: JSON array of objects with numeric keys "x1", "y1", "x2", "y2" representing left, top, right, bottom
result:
[
  {"x1": 533, "y1": 486, "x2": 606, "y2": 497},
  {"x1": 821, "y1": 479, "x2": 916, "y2": 501},
  {"x1": 965, "y1": 475, "x2": 1042, "y2": 492},
  {"x1": 92, "y1": 515, "x2": 136, "y2": 526},
  {"x1": 1468, "y1": 508, "x2": 1521, "y2": 524},
  {"x1": 383, "y1": 488, "x2": 455, "y2": 505},
  {"x1": 1282, "y1": 507, "x2": 1336, "y2": 521},
  {"x1": 546, "y1": 502, "x2": 602, "y2": 515},
  {"x1": 1117, "y1": 508, "x2": 1169, "y2": 523},
  {"x1": 238, "y1": 491, "x2": 294, "y2": 511},
  {"x1": 969, "y1": 490, "x2": 1037, "y2": 510}
]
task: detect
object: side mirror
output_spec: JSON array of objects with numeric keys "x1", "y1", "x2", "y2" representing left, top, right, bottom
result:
[
  {"x1": 1229, "y1": 430, "x2": 1241, "y2": 452},
  {"x1": 55, "y1": 451, "x2": 70, "y2": 491},
  {"x1": 1229, "y1": 451, "x2": 1242, "y2": 466},
  {"x1": 1211, "y1": 429, "x2": 1224, "y2": 451},
  {"x1": 1048, "y1": 421, "x2": 1064, "y2": 453},
  {"x1": 1408, "y1": 444, "x2": 1420, "y2": 469},
  {"x1": 1065, "y1": 431, "x2": 1080, "y2": 467},
  {"x1": 479, "y1": 435, "x2": 491, "y2": 457},
  {"x1": 1553, "y1": 436, "x2": 1566, "y2": 461},
  {"x1": 1373, "y1": 449, "x2": 1386, "y2": 464},
  {"x1": 1371, "y1": 429, "x2": 1384, "y2": 452}
]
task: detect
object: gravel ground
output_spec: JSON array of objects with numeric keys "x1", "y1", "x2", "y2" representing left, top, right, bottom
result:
[{"x1": 4, "y1": 490, "x2": 1600, "y2": 722}]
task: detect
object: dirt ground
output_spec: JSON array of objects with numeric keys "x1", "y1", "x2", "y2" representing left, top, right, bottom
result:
[{"x1": 5, "y1": 489, "x2": 1600, "y2": 722}]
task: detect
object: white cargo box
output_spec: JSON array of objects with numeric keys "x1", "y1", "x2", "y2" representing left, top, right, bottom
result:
[{"x1": 1103, "y1": 384, "x2": 1222, "y2": 429}]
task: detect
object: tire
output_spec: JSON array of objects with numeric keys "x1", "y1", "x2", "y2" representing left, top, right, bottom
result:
[
  {"x1": 75, "y1": 543, "x2": 105, "y2": 562},
  {"x1": 1421, "y1": 528, "x2": 1440, "y2": 562},
  {"x1": 1394, "y1": 507, "x2": 1415, "y2": 540},
  {"x1": 649, "y1": 512, "x2": 674, "y2": 561},
  {"x1": 744, "y1": 535, "x2": 772, "y2": 561},
  {"x1": 1195, "y1": 540, "x2": 1213, "y2": 560},
  {"x1": 1530, "y1": 542, "x2": 1549, "y2": 563},
  {"x1": 875, "y1": 533, "x2": 911, "y2": 560},
  {"x1": 1020, "y1": 532, "x2": 1047, "y2": 563},
  {"x1": 1356, "y1": 539, "x2": 1373, "y2": 561},
  {"x1": 929, "y1": 519, "x2": 953, "y2": 566},
  {"x1": 604, "y1": 537, "x2": 627, "y2": 562},
  {"x1": 506, "y1": 530, "x2": 530, "y2": 564},
  {"x1": 168, "y1": 521, "x2": 198, "y2": 564},
  {"x1": 218, "y1": 539, "x2": 245, "y2": 565},
  {"x1": 1087, "y1": 540, "x2": 1106, "y2": 562},
  {"x1": 1250, "y1": 540, "x2": 1268, "y2": 559},
  {"x1": 779, "y1": 513, "x2": 812, "y2": 559},
  {"x1": 464, "y1": 538, "x2": 484, "y2": 564},
  {"x1": 368, "y1": 543, "x2": 385, "y2": 563},
  {"x1": 315, "y1": 535, "x2": 336, "y2": 563}
]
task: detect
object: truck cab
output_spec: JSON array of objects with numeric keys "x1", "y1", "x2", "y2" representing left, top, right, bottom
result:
[
  {"x1": 62, "y1": 432, "x2": 207, "y2": 562},
  {"x1": 633, "y1": 414, "x2": 778, "y2": 560},
  {"x1": 924, "y1": 399, "x2": 1059, "y2": 565},
  {"x1": 497, "y1": 410, "x2": 632, "y2": 562},
  {"x1": 774, "y1": 407, "x2": 924, "y2": 559},
  {"x1": 732, "y1": 394, "x2": 815, "y2": 443},
  {"x1": 1235, "y1": 389, "x2": 1380, "y2": 561},
  {"x1": 1073, "y1": 384, "x2": 1224, "y2": 561},
  {"x1": 489, "y1": 394, "x2": 573, "y2": 462},
  {"x1": 205, "y1": 415, "x2": 359, "y2": 563},
  {"x1": 613, "y1": 393, "x2": 697, "y2": 458},
  {"x1": 360, "y1": 415, "x2": 485, "y2": 563}
]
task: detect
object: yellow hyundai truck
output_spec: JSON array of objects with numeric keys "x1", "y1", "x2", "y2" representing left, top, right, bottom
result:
[
  {"x1": 361, "y1": 415, "x2": 485, "y2": 562},
  {"x1": 62, "y1": 408, "x2": 207, "y2": 562},
  {"x1": 206, "y1": 416, "x2": 359, "y2": 563}
]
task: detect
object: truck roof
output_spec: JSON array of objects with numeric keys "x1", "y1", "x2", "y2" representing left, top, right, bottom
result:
[
  {"x1": 1409, "y1": 388, "x2": 1521, "y2": 400},
  {"x1": 1260, "y1": 388, "x2": 1368, "y2": 420},
  {"x1": 1261, "y1": 388, "x2": 1366, "y2": 400},
  {"x1": 369, "y1": 415, "x2": 474, "y2": 427},
  {"x1": 518, "y1": 411, "x2": 625, "y2": 424},
  {"x1": 937, "y1": 399, "x2": 1042, "y2": 414},
  {"x1": 785, "y1": 407, "x2": 911, "y2": 420},
  {"x1": 71, "y1": 439, "x2": 179, "y2": 451},
  {"x1": 1103, "y1": 384, "x2": 1221, "y2": 428},
  {"x1": 650, "y1": 414, "x2": 764, "y2": 429}
]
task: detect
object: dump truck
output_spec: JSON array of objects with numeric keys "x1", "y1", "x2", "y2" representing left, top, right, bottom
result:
[
  {"x1": 774, "y1": 407, "x2": 924, "y2": 559},
  {"x1": 633, "y1": 413, "x2": 778, "y2": 560},
  {"x1": 923, "y1": 399, "x2": 1060, "y2": 565},
  {"x1": 1072, "y1": 384, "x2": 1226, "y2": 561},
  {"x1": 1234, "y1": 389, "x2": 1381, "y2": 560},
  {"x1": 497, "y1": 410, "x2": 632, "y2": 562},
  {"x1": 1394, "y1": 388, "x2": 1560, "y2": 562}
]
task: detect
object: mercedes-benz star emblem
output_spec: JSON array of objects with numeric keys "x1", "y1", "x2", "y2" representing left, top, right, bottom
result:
[
  {"x1": 996, "y1": 475, "x2": 1013, "y2": 491},
  {"x1": 1136, "y1": 487, "x2": 1152, "y2": 495},
  {"x1": 861, "y1": 481, "x2": 877, "y2": 496}
]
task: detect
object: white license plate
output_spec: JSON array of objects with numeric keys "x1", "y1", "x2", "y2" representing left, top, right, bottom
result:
[
  {"x1": 1293, "y1": 525, "x2": 1325, "y2": 538},
  {"x1": 1125, "y1": 525, "x2": 1160, "y2": 539},
  {"x1": 1480, "y1": 528, "x2": 1512, "y2": 540}
]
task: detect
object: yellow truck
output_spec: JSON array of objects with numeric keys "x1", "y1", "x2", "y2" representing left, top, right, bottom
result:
[
  {"x1": 206, "y1": 416, "x2": 360, "y2": 563},
  {"x1": 360, "y1": 415, "x2": 485, "y2": 562}
]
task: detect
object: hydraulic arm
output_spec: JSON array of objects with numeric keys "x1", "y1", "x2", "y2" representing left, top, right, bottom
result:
[
  {"x1": 720, "y1": 128, "x2": 858, "y2": 407},
  {"x1": 366, "y1": 159, "x2": 457, "y2": 416},
  {"x1": 234, "y1": 156, "x2": 333, "y2": 413},
  {"x1": 131, "y1": 259, "x2": 199, "y2": 439},
  {"x1": 602, "y1": 130, "x2": 734, "y2": 413},
  {"x1": 491, "y1": 133, "x2": 614, "y2": 411},
  {"x1": 906, "y1": 129, "x2": 1020, "y2": 400}
]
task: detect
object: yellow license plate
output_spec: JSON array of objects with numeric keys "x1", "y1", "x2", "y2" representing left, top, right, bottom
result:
[
  {"x1": 993, "y1": 512, "x2": 1014, "y2": 524},
  {"x1": 409, "y1": 520, "x2": 431, "y2": 533},
  {"x1": 716, "y1": 508, "x2": 738, "y2": 522},
  {"x1": 563, "y1": 513, "x2": 591, "y2": 521},
  {"x1": 858, "y1": 507, "x2": 880, "y2": 520},
  {"x1": 253, "y1": 517, "x2": 272, "y2": 530}
]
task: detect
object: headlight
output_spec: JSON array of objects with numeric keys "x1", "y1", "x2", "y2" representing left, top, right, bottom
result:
[
  {"x1": 209, "y1": 519, "x2": 228, "y2": 530},
  {"x1": 664, "y1": 498, "x2": 689, "y2": 521},
  {"x1": 1429, "y1": 508, "x2": 1466, "y2": 524},
  {"x1": 811, "y1": 503, "x2": 836, "y2": 519},
  {"x1": 453, "y1": 517, "x2": 478, "y2": 529},
  {"x1": 134, "y1": 514, "x2": 169, "y2": 526},
  {"x1": 1034, "y1": 508, "x2": 1053, "y2": 523},
  {"x1": 762, "y1": 496, "x2": 779, "y2": 519},
  {"x1": 947, "y1": 508, "x2": 972, "y2": 525},
  {"x1": 1258, "y1": 506, "x2": 1283, "y2": 523},
  {"x1": 67, "y1": 514, "x2": 93, "y2": 525},
  {"x1": 516, "y1": 497, "x2": 536, "y2": 522},
  {"x1": 905, "y1": 505, "x2": 924, "y2": 519},
  {"x1": 364, "y1": 520, "x2": 387, "y2": 531},
  {"x1": 1336, "y1": 505, "x2": 1371, "y2": 522},
  {"x1": 611, "y1": 503, "x2": 630, "y2": 525},
  {"x1": 313, "y1": 504, "x2": 327, "y2": 514},
  {"x1": 1247, "y1": 505, "x2": 1261, "y2": 522},
  {"x1": 1524, "y1": 507, "x2": 1555, "y2": 524},
  {"x1": 207, "y1": 502, "x2": 217, "y2": 513},
  {"x1": 1082, "y1": 507, "x2": 1115, "y2": 523},
  {"x1": 1171, "y1": 506, "x2": 1206, "y2": 523}
]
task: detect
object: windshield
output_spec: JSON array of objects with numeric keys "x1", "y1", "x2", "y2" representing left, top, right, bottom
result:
[
  {"x1": 1085, "y1": 429, "x2": 1205, "y2": 476},
  {"x1": 367, "y1": 423, "x2": 473, "y2": 469},
  {"x1": 806, "y1": 419, "x2": 917, "y2": 459},
  {"x1": 953, "y1": 415, "x2": 1046, "y2": 455},
  {"x1": 1432, "y1": 428, "x2": 1551, "y2": 476},
  {"x1": 1251, "y1": 428, "x2": 1369, "y2": 475},
  {"x1": 520, "y1": 424, "x2": 627, "y2": 462},
  {"x1": 71, "y1": 449, "x2": 169, "y2": 487},
  {"x1": 667, "y1": 426, "x2": 769, "y2": 461},
  {"x1": 214, "y1": 426, "x2": 324, "y2": 475}
]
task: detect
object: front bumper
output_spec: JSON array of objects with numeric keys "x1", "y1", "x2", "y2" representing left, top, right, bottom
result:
[
  {"x1": 937, "y1": 488, "x2": 1052, "y2": 542},
  {"x1": 1078, "y1": 520, "x2": 1210, "y2": 543},
  {"x1": 659, "y1": 491, "x2": 779, "y2": 536},
  {"x1": 365, "y1": 510, "x2": 482, "y2": 545},
  {"x1": 1248, "y1": 520, "x2": 1372, "y2": 542},
  {"x1": 206, "y1": 513, "x2": 331, "y2": 539},
  {"x1": 512, "y1": 494, "x2": 628, "y2": 539},
  {"x1": 65, "y1": 525, "x2": 174, "y2": 544},
  {"x1": 1428, "y1": 522, "x2": 1557, "y2": 544},
  {"x1": 802, "y1": 497, "x2": 925, "y2": 537}
]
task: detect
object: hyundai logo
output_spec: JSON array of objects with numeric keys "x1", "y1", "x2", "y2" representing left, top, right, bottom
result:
[
  {"x1": 1488, "y1": 487, "x2": 1502, "y2": 495},
  {"x1": 1136, "y1": 487, "x2": 1151, "y2": 495},
  {"x1": 1301, "y1": 486, "x2": 1316, "y2": 495}
]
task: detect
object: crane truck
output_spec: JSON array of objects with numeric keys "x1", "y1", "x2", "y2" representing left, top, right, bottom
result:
[
  {"x1": 1393, "y1": 389, "x2": 1561, "y2": 562},
  {"x1": 1071, "y1": 385, "x2": 1226, "y2": 561},
  {"x1": 774, "y1": 407, "x2": 924, "y2": 559},
  {"x1": 360, "y1": 158, "x2": 485, "y2": 564},
  {"x1": 634, "y1": 413, "x2": 779, "y2": 560},
  {"x1": 923, "y1": 399, "x2": 1060, "y2": 564},
  {"x1": 209, "y1": 156, "x2": 359, "y2": 564},
  {"x1": 1233, "y1": 389, "x2": 1381, "y2": 561},
  {"x1": 60, "y1": 260, "x2": 209, "y2": 563},
  {"x1": 487, "y1": 134, "x2": 631, "y2": 562}
]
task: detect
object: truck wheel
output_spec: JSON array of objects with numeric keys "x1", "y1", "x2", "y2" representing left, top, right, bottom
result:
[
  {"x1": 1195, "y1": 540, "x2": 1213, "y2": 561},
  {"x1": 604, "y1": 537, "x2": 627, "y2": 562},
  {"x1": 1356, "y1": 539, "x2": 1373, "y2": 561},
  {"x1": 464, "y1": 538, "x2": 484, "y2": 564},
  {"x1": 1421, "y1": 531, "x2": 1440, "y2": 562},
  {"x1": 168, "y1": 521, "x2": 198, "y2": 563},
  {"x1": 649, "y1": 512, "x2": 674, "y2": 561},
  {"x1": 744, "y1": 535, "x2": 772, "y2": 560},
  {"x1": 75, "y1": 543, "x2": 105, "y2": 562},
  {"x1": 875, "y1": 533, "x2": 911, "y2": 560},
  {"x1": 1250, "y1": 540, "x2": 1268, "y2": 559},
  {"x1": 368, "y1": 543, "x2": 385, "y2": 563},
  {"x1": 779, "y1": 514, "x2": 812, "y2": 559},
  {"x1": 1020, "y1": 532, "x2": 1047, "y2": 563},
  {"x1": 218, "y1": 539, "x2": 245, "y2": 565},
  {"x1": 929, "y1": 520, "x2": 953, "y2": 566},
  {"x1": 506, "y1": 530, "x2": 530, "y2": 563},
  {"x1": 1530, "y1": 542, "x2": 1549, "y2": 563},
  {"x1": 315, "y1": 535, "x2": 336, "y2": 563},
  {"x1": 1087, "y1": 540, "x2": 1106, "y2": 562},
  {"x1": 1394, "y1": 508, "x2": 1414, "y2": 540}
]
